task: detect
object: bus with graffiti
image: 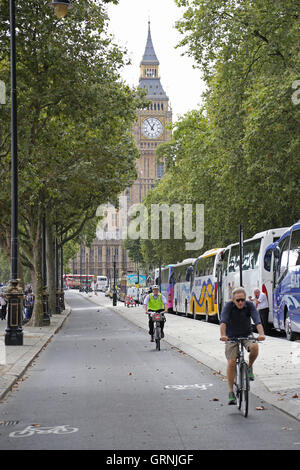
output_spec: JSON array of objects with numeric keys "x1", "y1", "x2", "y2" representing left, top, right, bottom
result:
[
  {"x1": 189, "y1": 248, "x2": 224, "y2": 322},
  {"x1": 173, "y1": 258, "x2": 197, "y2": 315}
]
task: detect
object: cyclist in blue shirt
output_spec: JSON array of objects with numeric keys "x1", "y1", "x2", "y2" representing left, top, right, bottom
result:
[{"x1": 220, "y1": 287, "x2": 265, "y2": 405}]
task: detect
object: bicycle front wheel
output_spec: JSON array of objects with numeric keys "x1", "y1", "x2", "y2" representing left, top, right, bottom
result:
[
  {"x1": 155, "y1": 326, "x2": 161, "y2": 351},
  {"x1": 240, "y1": 362, "x2": 249, "y2": 417},
  {"x1": 234, "y1": 362, "x2": 241, "y2": 410}
]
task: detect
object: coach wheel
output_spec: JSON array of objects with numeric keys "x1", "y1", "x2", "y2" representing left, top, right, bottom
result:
[{"x1": 285, "y1": 314, "x2": 297, "y2": 341}]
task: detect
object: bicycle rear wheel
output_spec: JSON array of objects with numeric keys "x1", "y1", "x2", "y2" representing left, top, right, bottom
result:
[{"x1": 240, "y1": 362, "x2": 249, "y2": 417}]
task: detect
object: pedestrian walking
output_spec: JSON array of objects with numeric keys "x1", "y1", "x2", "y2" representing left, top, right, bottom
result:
[
  {"x1": 248, "y1": 288, "x2": 269, "y2": 333},
  {"x1": 0, "y1": 294, "x2": 7, "y2": 320}
]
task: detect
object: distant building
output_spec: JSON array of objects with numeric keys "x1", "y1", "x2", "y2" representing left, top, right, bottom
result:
[{"x1": 71, "y1": 22, "x2": 172, "y2": 282}]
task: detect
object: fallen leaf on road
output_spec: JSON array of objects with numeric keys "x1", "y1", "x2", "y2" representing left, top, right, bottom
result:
[
  {"x1": 292, "y1": 393, "x2": 299, "y2": 399},
  {"x1": 256, "y1": 406, "x2": 265, "y2": 410}
]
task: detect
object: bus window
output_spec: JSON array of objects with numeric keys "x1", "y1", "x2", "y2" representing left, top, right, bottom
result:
[
  {"x1": 228, "y1": 245, "x2": 239, "y2": 273},
  {"x1": 223, "y1": 249, "x2": 229, "y2": 276},
  {"x1": 264, "y1": 248, "x2": 272, "y2": 272},
  {"x1": 289, "y1": 229, "x2": 300, "y2": 267},
  {"x1": 242, "y1": 239, "x2": 260, "y2": 271},
  {"x1": 276, "y1": 237, "x2": 289, "y2": 281},
  {"x1": 206, "y1": 256, "x2": 215, "y2": 275}
]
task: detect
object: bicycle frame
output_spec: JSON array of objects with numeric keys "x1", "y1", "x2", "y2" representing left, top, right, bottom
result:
[
  {"x1": 149, "y1": 311, "x2": 165, "y2": 351},
  {"x1": 229, "y1": 337, "x2": 254, "y2": 417}
]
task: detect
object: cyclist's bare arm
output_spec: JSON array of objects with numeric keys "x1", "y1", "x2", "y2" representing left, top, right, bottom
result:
[
  {"x1": 256, "y1": 323, "x2": 266, "y2": 341},
  {"x1": 220, "y1": 322, "x2": 228, "y2": 342}
]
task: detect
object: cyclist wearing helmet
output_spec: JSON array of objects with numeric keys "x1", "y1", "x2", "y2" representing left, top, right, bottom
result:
[{"x1": 144, "y1": 285, "x2": 167, "y2": 342}]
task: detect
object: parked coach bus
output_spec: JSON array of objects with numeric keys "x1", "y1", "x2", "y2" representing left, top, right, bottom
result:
[
  {"x1": 96, "y1": 275, "x2": 108, "y2": 292},
  {"x1": 219, "y1": 227, "x2": 288, "y2": 331},
  {"x1": 160, "y1": 264, "x2": 175, "y2": 312},
  {"x1": 189, "y1": 248, "x2": 224, "y2": 322},
  {"x1": 264, "y1": 220, "x2": 300, "y2": 340},
  {"x1": 173, "y1": 259, "x2": 197, "y2": 315}
]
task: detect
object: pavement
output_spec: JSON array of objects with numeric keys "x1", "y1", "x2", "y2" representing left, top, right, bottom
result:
[{"x1": 1, "y1": 290, "x2": 300, "y2": 422}]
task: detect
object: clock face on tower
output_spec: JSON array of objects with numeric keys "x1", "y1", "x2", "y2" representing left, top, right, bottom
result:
[{"x1": 142, "y1": 118, "x2": 163, "y2": 139}]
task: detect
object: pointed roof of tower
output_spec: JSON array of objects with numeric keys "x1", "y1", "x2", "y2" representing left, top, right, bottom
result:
[
  {"x1": 139, "y1": 21, "x2": 168, "y2": 102},
  {"x1": 140, "y1": 21, "x2": 159, "y2": 65}
]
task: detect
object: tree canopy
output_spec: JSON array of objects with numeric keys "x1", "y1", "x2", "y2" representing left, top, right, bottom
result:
[
  {"x1": 0, "y1": 0, "x2": 145, "y2": 324},
  {"x1": 140, "y1": 0, "x2": 300, "y2": 267}
]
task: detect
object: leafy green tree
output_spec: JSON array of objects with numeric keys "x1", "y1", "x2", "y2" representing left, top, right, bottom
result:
[{"x1": 0, "y1": 0, "x2": 145, "y2": 325}]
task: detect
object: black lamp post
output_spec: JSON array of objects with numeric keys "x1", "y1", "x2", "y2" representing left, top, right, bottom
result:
[
  {"x1": 239, "y1": 224, "x2": 244, "y2": 287},
  {"x1": 5, "y1": 0, "x2": 72, "y2": 345},
  {"x1": 55, "y1": 237, "x2": 61, "y2": 313},
  {"x1": 113, "y1": 252, "x2": 117, "y2": 306},
  {"x1": 79, "y1": 245, "x2": 82, "y2": 291},
  {"x1": 42, "y1": 216, "x2": 50, "y2": 325},
  {"x1": 86, "y1": 252, "x2": 88, "y2": 292},
  {"x1": 5, "y1": 0, "x2": 23, "y2": 346},
  {"x1": 60, "y1": 231, "x2": 65, "y2": 310}
]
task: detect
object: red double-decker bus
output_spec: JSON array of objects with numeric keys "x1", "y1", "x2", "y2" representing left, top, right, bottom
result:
[{"x1": 64, "y1": 274, "x2": 94, "y2": 289}]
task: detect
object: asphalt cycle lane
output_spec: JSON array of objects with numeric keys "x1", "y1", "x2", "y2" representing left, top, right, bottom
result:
[{"x1": 0, "y1": 292, "x2": 299, "y2": 450}]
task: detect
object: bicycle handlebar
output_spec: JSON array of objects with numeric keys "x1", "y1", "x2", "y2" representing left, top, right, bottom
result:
[{"x1": 226, "y1": 336, "x2": 262, "y2": 343}]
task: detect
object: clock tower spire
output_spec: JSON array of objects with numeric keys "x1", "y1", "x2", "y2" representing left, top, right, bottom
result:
[
  {"x1": 139, "y1": 21, "x2": 168, "y2": 103},
  {"x1": 129, "y1": 21, "x2": 172, "y2": 205}
]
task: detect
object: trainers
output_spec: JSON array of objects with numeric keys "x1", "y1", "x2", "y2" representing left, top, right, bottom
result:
[
  {"x1": 228, "y1": 392, "x2": 236, "y2": 405},
  {"x1": 248, "y1": 366, "x2": 254, "y2": 381},
  {"x1": 150, "y1": 336, "x2": 154, "y2": 342}
]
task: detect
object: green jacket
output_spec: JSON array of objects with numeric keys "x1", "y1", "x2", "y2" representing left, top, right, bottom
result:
[{"x1": 148, "y1": 293, "x2": 164, "y2": 311}]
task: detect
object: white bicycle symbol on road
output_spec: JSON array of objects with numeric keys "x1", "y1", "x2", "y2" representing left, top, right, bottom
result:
[{"x1": 9, "y1": 424, "x2": 78, "y2": 438}]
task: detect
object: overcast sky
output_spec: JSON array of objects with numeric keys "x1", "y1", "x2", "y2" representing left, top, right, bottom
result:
[{"x1": 105, "y1": 0, "x2": 206, "y2": 120}]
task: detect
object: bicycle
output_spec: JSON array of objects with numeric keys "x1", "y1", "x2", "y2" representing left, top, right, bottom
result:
[
  {"x1": 228, "y1": 336, "x2": 260, "y2": 417},
  {"x1": 149, "y1": 310, "x2": 166, "y2": 351}
]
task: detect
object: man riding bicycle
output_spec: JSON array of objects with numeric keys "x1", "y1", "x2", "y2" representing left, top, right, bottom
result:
[
  {"x1": 144, "y1": 285, "x2": 168, "y2": 342},
  {"x1": 220, "y1": 287, "x2": 265, "y2": 405}
]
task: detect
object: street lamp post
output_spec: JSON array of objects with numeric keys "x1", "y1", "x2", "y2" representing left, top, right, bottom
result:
[
  {"x1": 79, "y1": 245, "x2": 82, "y2": 291},
  {"x1": 5, "y1": 0, "x2": 23, "y2": 346},
  {"x1": 42, "y1": 216, "x2": 50, "y2": 325},
  {"x1": 113, "y1": 252, "x2": 117, "y2": 306},
  {"x1": 86, "y1": 252, "x2": 88, "y2": 292},
  {"x1": 55, "y1": 237, "x2": 61, "y2": 313},
  {"x1": 60, "y1": 231, "x2": 65, "y2": 310},
  {"x1": 5, "y1": 0, "x2": 72, "y2": 345}
]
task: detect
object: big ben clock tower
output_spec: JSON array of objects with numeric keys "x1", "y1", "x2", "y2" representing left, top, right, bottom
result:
[
  {"x1": 71, "y1": 23, "x2": 172, "y2": 280},
  {"x1": 130, "y1": 21, "x2": 172, "y2": 205}
]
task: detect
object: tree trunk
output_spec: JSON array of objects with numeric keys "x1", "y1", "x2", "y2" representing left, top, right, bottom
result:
[{"x1": 28, "y1": 213, "x2": 44, "y2": 327}]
